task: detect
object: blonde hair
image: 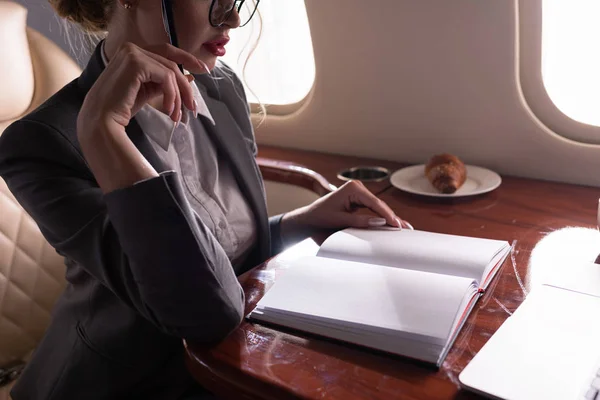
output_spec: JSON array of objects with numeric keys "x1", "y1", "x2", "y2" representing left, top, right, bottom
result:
[{"x1": 238, "y1": 6, "x2": 267, "y2": 123}]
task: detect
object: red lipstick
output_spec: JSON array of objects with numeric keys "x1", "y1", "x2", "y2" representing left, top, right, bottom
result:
[{"x1": 203, "y1": 36, "x2": 230, "y2": 57}]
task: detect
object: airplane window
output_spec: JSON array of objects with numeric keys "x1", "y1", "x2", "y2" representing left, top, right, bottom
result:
[
  {"x1": 221, "y1": 1, "x2": 315, "y2": 107},
  {"x1": 542, "y1": 0, "x2": 600, "y2": 127}
]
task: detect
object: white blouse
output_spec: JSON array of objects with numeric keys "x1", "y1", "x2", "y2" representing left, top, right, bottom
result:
[{"x1": 100, "y1": 43, "x2": 257, "y2": 268}]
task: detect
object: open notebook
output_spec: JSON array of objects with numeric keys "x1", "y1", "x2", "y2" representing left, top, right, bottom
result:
[{"x1": 247, "y1": 228, "x2": 511, "y2": 367}]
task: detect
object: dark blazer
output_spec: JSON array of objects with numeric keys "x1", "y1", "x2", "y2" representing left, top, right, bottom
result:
[{"x1": 0, "y1": 42, "x2": 284, "y2": 400}]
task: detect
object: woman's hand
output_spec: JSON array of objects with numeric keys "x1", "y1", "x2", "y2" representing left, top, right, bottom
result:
[
  {"x1": 80, "y1": 42, "x2": 204, "y2": 130},
  {"x1": 76, "y1": 42, "x2": 206, "y2": 193},
  {"x1": 280, "y1": 180, "x2": 413, "y2": 244}
]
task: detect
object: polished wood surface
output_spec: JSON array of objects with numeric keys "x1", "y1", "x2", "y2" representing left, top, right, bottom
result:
[
  {"x1": 186, "y1": 147, "x2": 600, "y2": 400},
  {"x1": 257, "y1": 146, "x2": 404, "y2": 195}
]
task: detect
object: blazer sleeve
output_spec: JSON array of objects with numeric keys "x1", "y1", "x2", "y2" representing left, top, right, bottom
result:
[
  {"x1": 0, "y1": 119, "x2": 244, "y2": 343},
  {"x1": 268, "y1": 214, "x2": 285, "y2": 256}
]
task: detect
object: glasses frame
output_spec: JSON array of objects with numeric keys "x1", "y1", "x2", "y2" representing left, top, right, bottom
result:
[
  {"x1": 160, "y1": 0, "x2": 259, "y2": 70},
  {"x1": 209, "y1": 0, "x2": 261, "y2": 28}
]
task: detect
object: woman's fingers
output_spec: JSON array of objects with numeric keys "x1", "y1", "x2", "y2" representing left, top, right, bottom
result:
[
  {"x1": 139, "y1": 54, "x2": 182, "y2": 121},
  {"x1": 329, "y1": 213, "x2": 378, "y2": 229},
  {"x1": 341, "y1": 180, "x2": 410, "y2": 228},
  {"x1": 344, "y1": 181, "x2": 399, "y2": 227},
  {"x1": 82, "y1": 41, "x2": 206, "y2": 132},
  {"x1": 402, "y1": 220, "x2": 414, "y2": 230},
  {"x1": 110, "y1": 42, "x2": 201, "y2": 121},
  {"x1": 108, "y1": 43, "x2": 181, "y2": 121},
  {"x1": 140, "y1": 48, "x2": 195, "y2": 114},
  {"x1": 142, "y1": 43, "x2": 211, "y2": 113},
  {"x1": 281, "y1": 179, "x2": 415, "y2": 236},
  {"x1": 165, "y1": 70, "x2": 179, "y2": 119},
  {"x1": 147, "y1": 43, "x2": 208, "y2": 75}
]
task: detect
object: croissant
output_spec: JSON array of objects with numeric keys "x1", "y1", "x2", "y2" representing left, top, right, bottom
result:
[{"x1": 425, "y1": 154, "x2": 467, "y2": 194}]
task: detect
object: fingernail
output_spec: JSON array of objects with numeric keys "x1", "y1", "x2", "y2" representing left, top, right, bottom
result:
[
  {"x1": 173, "y1": 109, "x2": 182, "y2": 130},
  {"x1": 368, "y1": 217, "x2": 387, "y2": 227},
  {"x1": 404, "y1": 221, "x2": 415, "y2": 230},
  {"x1": 168, "y1": 102, "x2": 175, "y2": 116},
  {"x1": 193, "y1": 99, "x2": 198, "y2": 115},
  {"x1": 391, "y1": 217, "x2": 403, "y2": 231}
]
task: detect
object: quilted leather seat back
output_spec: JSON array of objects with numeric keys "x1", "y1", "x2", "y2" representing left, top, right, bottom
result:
[
  {"x1": 0, "y1": 0, "x2": 81, "y2": 388},
  {"x1": 0, "y1": 179, "x2": 67, "y2": 366}
]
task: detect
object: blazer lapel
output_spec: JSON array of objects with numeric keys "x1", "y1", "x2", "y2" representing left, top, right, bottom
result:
[{"x1": 200, "y1": 97, "x2": 270, "y2": 261}]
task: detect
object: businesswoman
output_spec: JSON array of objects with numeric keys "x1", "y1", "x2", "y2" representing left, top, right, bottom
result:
[{"x1": 0, "y1": 0, "x2": 409, "y2": 398}]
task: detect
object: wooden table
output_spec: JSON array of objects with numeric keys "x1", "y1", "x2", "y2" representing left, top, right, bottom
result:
[
  {"x1": 257, "y1": 146, "x2": 405, "y2": 195},
  {"x1": 185, "y1": 147, "x2": 600, "y2": 400}
]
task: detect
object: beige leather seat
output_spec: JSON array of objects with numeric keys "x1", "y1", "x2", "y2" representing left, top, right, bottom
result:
[{"x1": 0, "y1": 1, "x2": 81, "y2": 398}]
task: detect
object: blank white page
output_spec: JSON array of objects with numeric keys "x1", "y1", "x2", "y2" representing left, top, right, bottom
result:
[
  {"x1": 253, "y1": 256, "x2": 476, "y2": 343},
  {"x1": 317, "y1": 228, "x2": 508, "y2": 282}
]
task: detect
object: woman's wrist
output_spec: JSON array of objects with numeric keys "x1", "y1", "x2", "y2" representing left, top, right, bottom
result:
[
  {"x1": 280, "y1": 206, "x2": 315, "y2": 245},
  {"x1": 78, "y1": 122, "x2": 158, "y2": 193}
]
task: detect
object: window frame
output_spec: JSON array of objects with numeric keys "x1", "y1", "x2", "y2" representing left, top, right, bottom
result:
[
  {"x1": 222, "y1": 0, "x2": 317, "y2": 116},
  {"x1": 519, "y1": 0, "x2": 600, "y2": 144}
]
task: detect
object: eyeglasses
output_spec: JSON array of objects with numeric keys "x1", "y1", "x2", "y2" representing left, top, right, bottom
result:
[
  {"x1": 209, "y1": 0, "x2": 260, "y2": 28},
  {"x1": 160, "y1": 0, "x2": 259, "y2": 69}
]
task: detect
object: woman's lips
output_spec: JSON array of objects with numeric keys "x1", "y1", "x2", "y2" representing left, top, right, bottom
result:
[{"x1": 203, "y1": 38, "x2": 230, "y2": 57}]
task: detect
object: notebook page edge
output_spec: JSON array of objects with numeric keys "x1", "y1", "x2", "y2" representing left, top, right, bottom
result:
[
  {"x1": 250, "y1": 306, "x2": 447, "y2": 346},
  {"x1": 437, "y1": 283, "x2": 480, "y2": 366},
  {"x1": 318, "y1": 228, "x2": 511, "y2": 283},
  {"x1": 480, "y1": 245, "x2": 511, "y2": 290},
  {"x1": 249, "y1": 308, "x2": 442, "y2": 364}
]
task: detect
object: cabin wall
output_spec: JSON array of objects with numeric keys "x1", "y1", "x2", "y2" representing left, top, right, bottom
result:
[{"x1": 256, "y1": 0, "x2": 600, "y2": 188}]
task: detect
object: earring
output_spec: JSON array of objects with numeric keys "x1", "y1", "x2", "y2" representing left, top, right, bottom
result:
[{"x1": 123, "y1": 1, "x2": 133, "y2": 9}]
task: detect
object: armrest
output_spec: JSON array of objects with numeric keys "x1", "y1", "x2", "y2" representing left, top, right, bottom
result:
[{"x1": 256, "y1": 157, "x2": 336, "y2": 197}]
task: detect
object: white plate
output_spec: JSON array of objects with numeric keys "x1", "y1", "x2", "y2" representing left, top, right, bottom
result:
[{"x1": 390, "y1": 164, "x2": 502, "y2": 197}]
